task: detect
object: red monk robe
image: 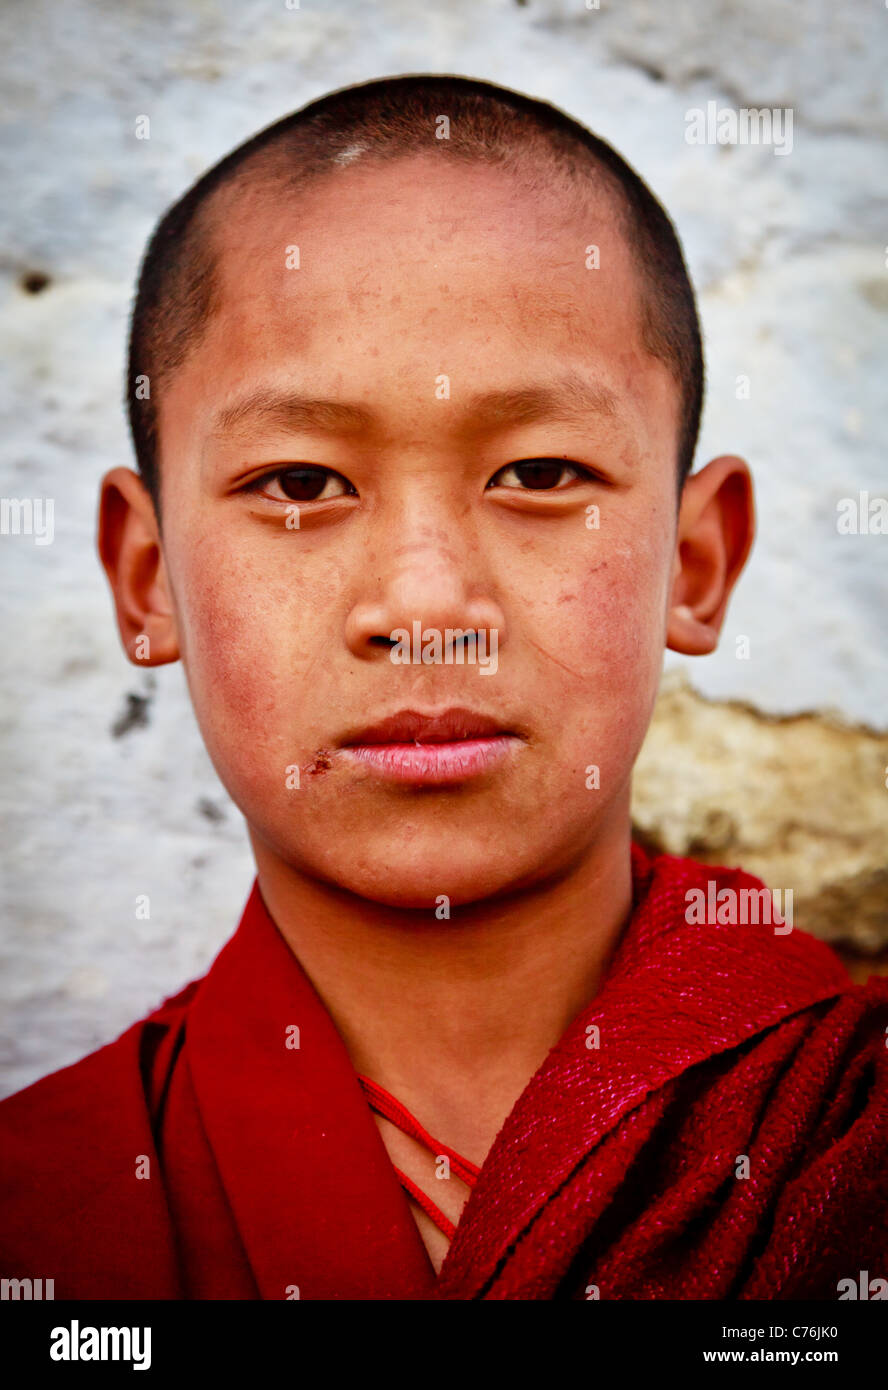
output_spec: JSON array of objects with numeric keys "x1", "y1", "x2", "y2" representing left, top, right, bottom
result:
[{"x1": 2, "y1": 841, "x2": 887, "y2": 1300}]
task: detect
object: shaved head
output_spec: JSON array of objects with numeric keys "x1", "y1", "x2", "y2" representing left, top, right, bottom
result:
[{"x1": 127, "y1": 74, "x2": 703, "y2": 512}]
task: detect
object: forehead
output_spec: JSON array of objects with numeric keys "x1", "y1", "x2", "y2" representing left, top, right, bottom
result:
[
  {"x1": 210, "y1": 153, "x2": 636, "y2": 334},
  {"x1": 162, "y1": 155, "x2": 677, "y2": 458}
]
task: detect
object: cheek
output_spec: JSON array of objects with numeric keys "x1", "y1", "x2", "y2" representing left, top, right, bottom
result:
[
  {"x1": 580, "y1": 550, "x2": 664, "y2": 669},
  {"x1": 533, "y1": 530, "x2": 671, "y2": 772},
  {"x1": 540, "y1": 538, "x2": 666, "y2": 678},
  {"x1": 176, "y1": 560, "x2": 286, "y2": 741}
]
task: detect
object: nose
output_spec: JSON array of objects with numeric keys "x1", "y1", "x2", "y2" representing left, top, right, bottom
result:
[{"x1": 344, "y1": 522, "x2": 506, "y2": 664}]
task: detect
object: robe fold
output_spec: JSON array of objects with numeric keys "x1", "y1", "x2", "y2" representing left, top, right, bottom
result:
[{"x1": 1, "y1": 842, "x2": 886, "y2": 1300}]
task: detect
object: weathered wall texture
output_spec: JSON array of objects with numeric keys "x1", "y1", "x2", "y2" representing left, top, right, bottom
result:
[
  {"x1": 0, "y1": 0, "x2": 885, "y2": 1096},
  {"x1": 632, "y1": 672, "x2": 888, "y2": 959}
]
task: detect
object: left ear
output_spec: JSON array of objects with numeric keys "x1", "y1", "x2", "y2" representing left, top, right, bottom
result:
[{"x1": 667, "y1": 454, "x2": 755, "y2": 656}]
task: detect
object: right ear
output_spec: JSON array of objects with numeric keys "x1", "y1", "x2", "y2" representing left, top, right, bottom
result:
[{"x1": 97, "y1": 467, "x2": 180, "y2": 666}]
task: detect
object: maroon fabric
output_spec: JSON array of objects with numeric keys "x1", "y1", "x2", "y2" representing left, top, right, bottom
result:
[{"x1": 1, "y1": 842, "x2": 886, "y2": 1300}]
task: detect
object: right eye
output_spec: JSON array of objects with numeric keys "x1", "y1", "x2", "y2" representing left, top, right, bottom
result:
[{"x1": 245, "y1": 466, "x2": 358, "y2": 503}]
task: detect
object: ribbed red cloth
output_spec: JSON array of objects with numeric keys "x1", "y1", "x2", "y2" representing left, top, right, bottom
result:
[{"x1": 1, "y1": 842, "x2": 886, "y2": 1299}]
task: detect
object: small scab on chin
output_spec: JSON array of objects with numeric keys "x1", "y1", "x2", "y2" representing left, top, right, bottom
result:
[{"x1": 305, "y1": 748, "x2": 333, "y2": 776}]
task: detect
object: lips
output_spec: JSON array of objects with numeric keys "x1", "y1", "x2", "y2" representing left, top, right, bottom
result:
[
  {"x1": 337, "y1": 707, "x2": 522, "y2": 784},
  {"x1": 340, "y1": 707, "x2": 513, "y2": 747}
]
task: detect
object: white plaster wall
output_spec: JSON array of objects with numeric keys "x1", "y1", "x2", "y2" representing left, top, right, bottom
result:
[{"x1": 1, "y1": 0, "x2": 885, "y2": 1096}]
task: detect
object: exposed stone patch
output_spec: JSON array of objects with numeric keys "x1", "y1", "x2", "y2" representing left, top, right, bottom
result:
[{"x1": 632, "y1": 671, "x2": 888, "y2": 952}]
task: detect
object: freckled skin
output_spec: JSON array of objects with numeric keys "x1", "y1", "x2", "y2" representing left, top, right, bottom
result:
[
  {"x1": 104, "y1": 154, "x2": 751, "y2": 925},
  {"x1": 143, "y1": 156, "x2": 689, "y2": 908}
]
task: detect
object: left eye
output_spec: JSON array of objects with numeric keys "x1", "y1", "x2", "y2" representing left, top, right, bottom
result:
[{"x1": 488, "y1": 459, "x2": 588, "y2": 491}]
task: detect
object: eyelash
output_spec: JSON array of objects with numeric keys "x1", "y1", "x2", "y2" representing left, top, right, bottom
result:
[{"x1": 243, "y1": 459, "x2": 598, "y2": 503}]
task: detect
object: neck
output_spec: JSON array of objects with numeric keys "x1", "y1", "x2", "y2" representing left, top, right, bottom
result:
[{"x1": 250, "y1": 819, "x2": 634, "y2": 1162}]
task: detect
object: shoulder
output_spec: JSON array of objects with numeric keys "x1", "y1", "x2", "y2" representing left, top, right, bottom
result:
[
  {"x1": 787, "y1": 971, "x2": 888, "y2": 1099},
  {"x1": 758, "y1": 971, "x2": 888, "y2": 1082},
  {"x1": 737, "y1": 975, "x2": 888, "y2": 1296},
  {"x1": 0, "y1": 975, "x2": 203, "y2": 1285}
]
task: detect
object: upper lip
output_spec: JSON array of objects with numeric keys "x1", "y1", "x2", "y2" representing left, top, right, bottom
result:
[{"x1": 339, "y1": 707, "x2": 517, "y2": 746}]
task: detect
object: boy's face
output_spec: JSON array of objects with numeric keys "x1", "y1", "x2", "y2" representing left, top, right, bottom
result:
[{"x1": 142, "y1": 156, "x2": 685, "y2": 907}]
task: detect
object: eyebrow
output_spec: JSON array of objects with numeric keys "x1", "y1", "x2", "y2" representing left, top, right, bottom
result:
[{"x1": 208, "y1": 373, "x2": 622, "y2": 440}]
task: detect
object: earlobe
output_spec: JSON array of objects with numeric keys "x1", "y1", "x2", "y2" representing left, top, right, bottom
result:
[
  {"x1": 97, "y1": 467, "x2": 181, "y2": 667},
  {"x1": 667, "y1": 603, "x2": 720, "y2": 656},
  {"x1": 666, "y1": 454, "x2": 755, "y2": 657}
]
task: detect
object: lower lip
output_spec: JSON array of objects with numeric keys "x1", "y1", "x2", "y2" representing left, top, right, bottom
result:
[{"x1": 340, "y1": 736, "x2": 518, "y2": 783}]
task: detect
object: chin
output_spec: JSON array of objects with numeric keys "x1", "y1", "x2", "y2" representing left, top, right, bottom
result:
[{"x1": 314, "y1": 849, "x2": 525, "y2": 913}]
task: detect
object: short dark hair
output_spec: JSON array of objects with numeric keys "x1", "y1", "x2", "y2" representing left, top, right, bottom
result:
[{"x1": 127, "y1": 74, "x2": 704, "y2": 514}]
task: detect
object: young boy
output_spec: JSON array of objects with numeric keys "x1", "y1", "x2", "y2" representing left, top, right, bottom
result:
[{"x1": 2, "y1": 74, "x2": 886, "y2": 1301}]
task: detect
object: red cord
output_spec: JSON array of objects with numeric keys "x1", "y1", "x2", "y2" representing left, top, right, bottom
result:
[
  {"x1": 391, "y1": 1165, "x2": 457, "y2": 1241},
  {"x1": 357, "y1": 1073, "x2": 481, "y2": 1239}
]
